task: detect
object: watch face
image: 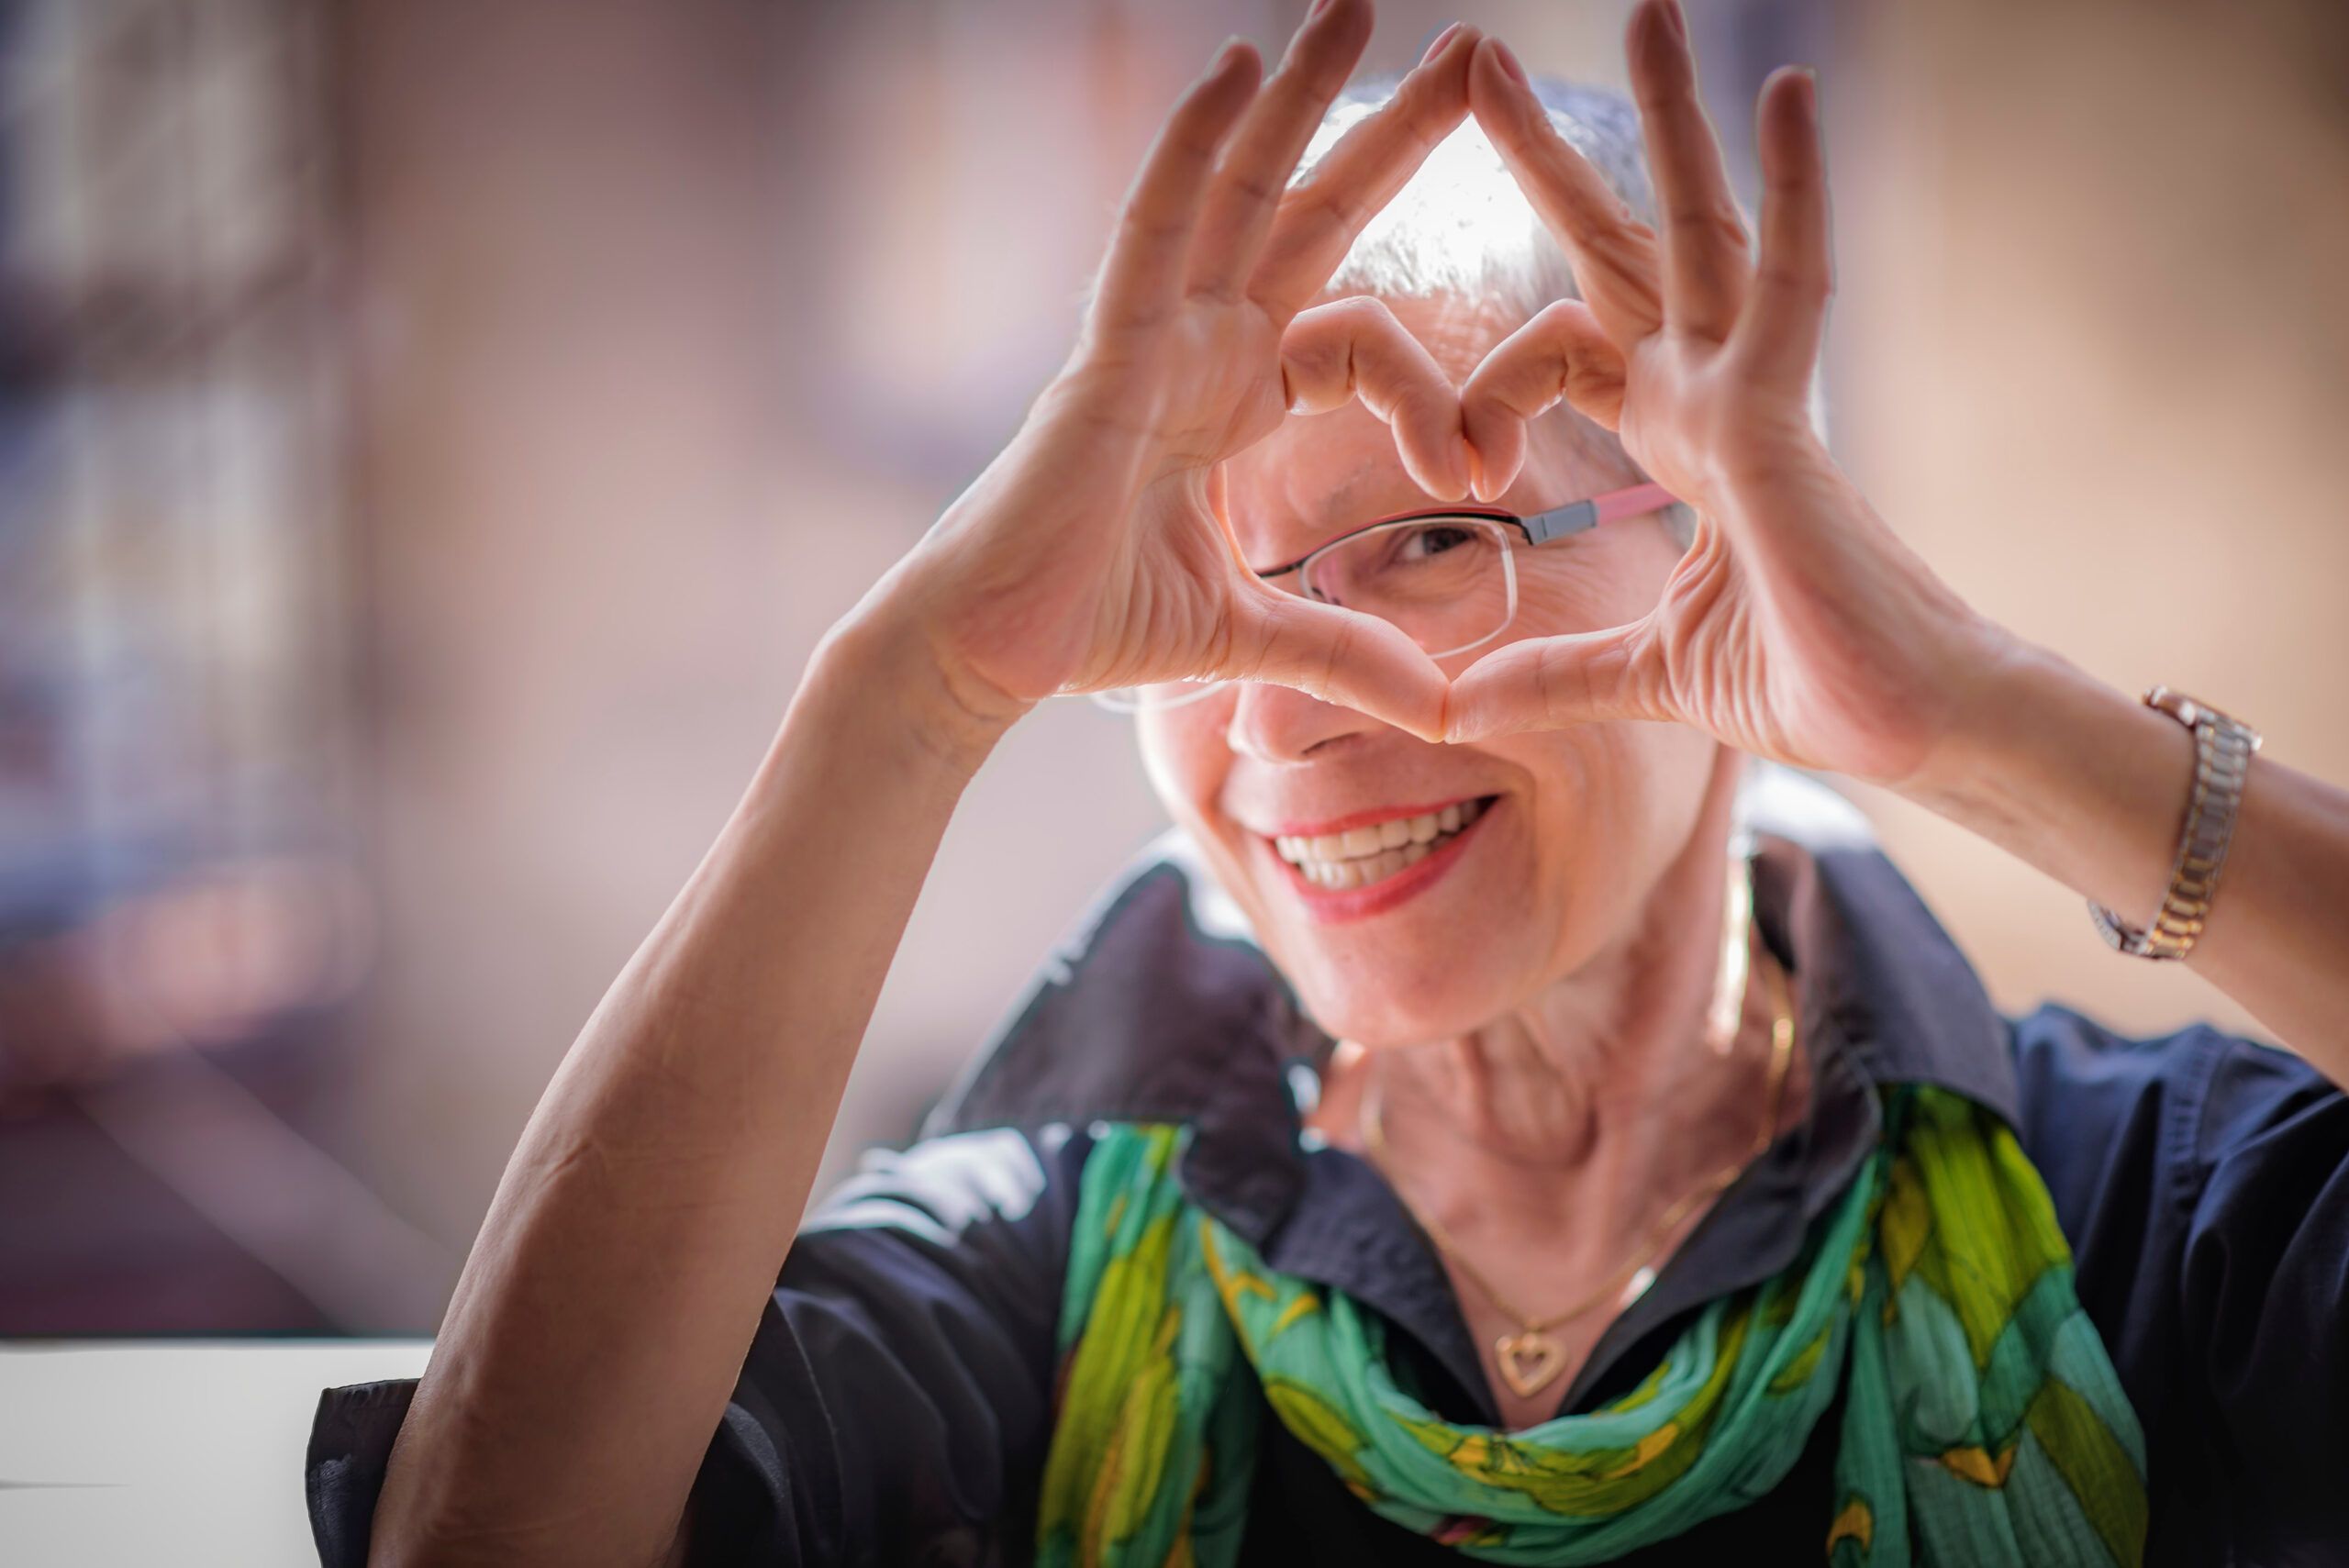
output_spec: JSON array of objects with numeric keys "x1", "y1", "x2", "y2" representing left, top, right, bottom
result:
[{"x1": 2148, "y1": 686, "x2": 2261, "y2": 749}]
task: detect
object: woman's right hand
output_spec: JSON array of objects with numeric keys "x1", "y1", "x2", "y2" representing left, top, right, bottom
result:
[{"x1": 863, "y1": 2, "x2": 1481, "y2": 748}]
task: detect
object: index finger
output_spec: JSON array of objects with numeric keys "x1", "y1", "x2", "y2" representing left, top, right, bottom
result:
[
  {"x1": 1467, "y1": 37, "x2": 1664, "y2": 344},
  {"x1": 1243, "y1": 23, "x2": 1480, "y2": 319},
  {"x1": 1186, "y1": 0, "x2": 1377, "y2": 302}
]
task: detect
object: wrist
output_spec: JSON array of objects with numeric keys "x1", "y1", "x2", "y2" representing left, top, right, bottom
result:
[
  {"x1": 1892, "y1": 631, "x2": 2086, "y2": 818},
  {"x1": 1700, "y1": 421, "x2": 1839, "y2": 510},
  {"x1": 802, "y1": 591, "x2": 1028, "y2": 784},
  {"x1": 1888, "y1": 633, "x2": 2195, "y2": 919}
]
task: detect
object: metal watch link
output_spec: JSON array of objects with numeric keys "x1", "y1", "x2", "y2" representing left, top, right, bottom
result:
[{"x1": 2087, "y1": 685, "x2": 2262, "y2": 962}]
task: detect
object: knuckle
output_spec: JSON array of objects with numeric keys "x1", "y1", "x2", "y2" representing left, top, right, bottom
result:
[
  {"x1": 1114, "y1": 206, "x2": 1189, "y2": 263},
  {"x1": 1271, "y1": 181, "x2": 1347, "y2": 249},
  {"x1": 1668, "y1": 200, "x2": 1748, "y2": 248},
  {"x1": 1218, "y1": 160, "x2": 1286, "y2": 216},
  {"x1": 1757, "y1": 261, "x2": 1831, "y2": 303},
  {"x1": 1530, "y1": 299, "x2": 1582, "y2": 331}
]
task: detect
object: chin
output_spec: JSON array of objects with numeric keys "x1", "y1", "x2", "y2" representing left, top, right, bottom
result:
[
  {"x1": 1289, "y1": 975, "x2": 1513, "y2": 1052},
  {"x1": 1256, "y1": 895, "x2": 1534, "y2": 1051}
]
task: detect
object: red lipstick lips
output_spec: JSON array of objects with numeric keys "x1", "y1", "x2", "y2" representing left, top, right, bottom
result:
[{"x1": 1264, "y1": 795, "x2": 1497, "y2": 923}]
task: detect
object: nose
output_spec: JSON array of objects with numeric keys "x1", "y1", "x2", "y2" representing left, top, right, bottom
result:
[{"x1": 1224, "y1": 679, "x2": 1384, "y2": 763}]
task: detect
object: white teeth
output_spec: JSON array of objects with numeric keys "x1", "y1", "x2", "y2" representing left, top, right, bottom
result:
[{"x1": 1270, "y1": 800, "x2": 1490, "y2": 890}]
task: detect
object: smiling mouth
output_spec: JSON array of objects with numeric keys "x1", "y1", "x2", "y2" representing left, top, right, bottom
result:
[{"x1": 1270, "y1": 797, "x2": 1494, "y2": 891}]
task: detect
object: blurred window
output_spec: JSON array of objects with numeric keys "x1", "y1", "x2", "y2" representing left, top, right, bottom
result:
[{"x1": 0, "y1": 0, "x2": 363, "y2": 1088}]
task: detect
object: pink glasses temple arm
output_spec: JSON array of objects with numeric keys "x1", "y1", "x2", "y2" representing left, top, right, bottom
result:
[{"x1": 1520, "y1": 481, "x2": 1679, "y2": 545}]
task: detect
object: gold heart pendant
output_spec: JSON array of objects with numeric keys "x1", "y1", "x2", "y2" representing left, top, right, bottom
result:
[{"x1": 1496, "y1": 1329, "x2": 1565, "y2": 1397}]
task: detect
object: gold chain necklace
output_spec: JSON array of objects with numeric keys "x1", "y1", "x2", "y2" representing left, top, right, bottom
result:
[{"x1": 1356, "y1": 859, "x2": 1798, "y2": 1402}]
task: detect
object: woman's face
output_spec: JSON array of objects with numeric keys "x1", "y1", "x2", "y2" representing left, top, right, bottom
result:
[{"x1": 1138, "y1": 295, "x2": 1719, "y2": 1048}]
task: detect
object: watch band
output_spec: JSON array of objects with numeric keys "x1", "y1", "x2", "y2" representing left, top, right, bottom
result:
[{"x1": 2087, "y1": 685, "x2": 2262, "y2": 962}]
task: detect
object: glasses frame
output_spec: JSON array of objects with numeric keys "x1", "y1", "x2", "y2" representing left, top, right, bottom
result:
[{"x1": 1089, "y1": 480, "x2": 1679, "y2": 713}]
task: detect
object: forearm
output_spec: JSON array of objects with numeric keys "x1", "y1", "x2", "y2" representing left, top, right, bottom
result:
[
  {"x1": 1897, "y1": 634, "x2": 2349, "y2": 1078},
  {"x1": 373, "y1": 606, "x2": 1010, "y2": 1568}
]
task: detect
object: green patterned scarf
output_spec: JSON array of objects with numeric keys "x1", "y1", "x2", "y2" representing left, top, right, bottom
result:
[{"x1": 1033, "y1": 1084, "x2": 2147, "y2": 1566}]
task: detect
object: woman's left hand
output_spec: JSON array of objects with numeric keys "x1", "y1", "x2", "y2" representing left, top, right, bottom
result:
[{"x1": 1443, "y1": 0, "x2": 2010, "y2": 788}]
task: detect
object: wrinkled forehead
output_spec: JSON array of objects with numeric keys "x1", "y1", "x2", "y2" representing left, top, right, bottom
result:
[{"x1": 1221, "y1": 293, "x2": 1603, "y2": 568}]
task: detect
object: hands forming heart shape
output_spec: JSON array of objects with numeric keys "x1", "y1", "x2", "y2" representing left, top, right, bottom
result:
[{"x1": 893, "y1": 0, "x2": 2000, "y2": 791}]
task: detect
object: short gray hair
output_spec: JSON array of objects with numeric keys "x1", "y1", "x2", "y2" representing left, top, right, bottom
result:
[
  {"x1": 1298, "y1": 74, "x2": 1832, "y2": 540},
  {"x1": 1305, "y1": 77, "x2": 1653, "y2": 324}
]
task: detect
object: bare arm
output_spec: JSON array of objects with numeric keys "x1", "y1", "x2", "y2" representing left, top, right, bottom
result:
[
  {"x1": 1897, "y1": 635, "x2": 2349, "y2": 1079},
  {"x1": 367, "y1": 617, "x2": 1004, "y2": 1567},
  {"x1": 365, "y1": 8, "x2": 1484, "y2": 1562}
]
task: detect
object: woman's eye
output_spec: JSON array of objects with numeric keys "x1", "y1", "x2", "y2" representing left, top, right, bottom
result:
[{"x1": 1400, "y1": 525, "x2": 1473, "y2": 562}]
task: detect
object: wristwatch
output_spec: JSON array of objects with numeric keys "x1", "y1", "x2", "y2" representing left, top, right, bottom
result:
[{"x1": 2087, "y1": 685, "x2": 2262, "y2": 962}]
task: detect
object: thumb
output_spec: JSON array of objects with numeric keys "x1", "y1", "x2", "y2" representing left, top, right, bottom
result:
[
  {"x1": 1442, "y1": 618, "x2": 1665, "y2": 742},
  {"x1": 1229, "y1": 584, "x2": 1453, "y2": 742}
]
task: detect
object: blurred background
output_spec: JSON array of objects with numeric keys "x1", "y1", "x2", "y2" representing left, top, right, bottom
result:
[{"x1": 2, "y1": 0, "x2": 2343, "y2": 1338}]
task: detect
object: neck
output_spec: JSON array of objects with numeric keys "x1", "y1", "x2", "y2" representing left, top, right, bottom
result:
[{"x1": 1320, "y1": 751, "x2": 1805, "y2": 1245}]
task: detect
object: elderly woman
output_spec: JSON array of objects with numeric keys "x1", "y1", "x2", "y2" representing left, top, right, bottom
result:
[{"x1": 307, "y1": 5, "x2": 2349, "y2": 1565}]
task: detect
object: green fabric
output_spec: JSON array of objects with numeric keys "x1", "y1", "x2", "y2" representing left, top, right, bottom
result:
[{"x1": 1032, "y1": 1084, "x2": 2147, "y2": 1566}]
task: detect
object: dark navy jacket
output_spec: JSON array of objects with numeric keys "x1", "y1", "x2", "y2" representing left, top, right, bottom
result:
[{"x1": 307, "y1": 779, "x2": 2349, "y2": 1566}]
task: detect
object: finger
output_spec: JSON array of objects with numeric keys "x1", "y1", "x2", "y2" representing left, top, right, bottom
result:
[
  {"x1": 1735, "y1": 66, "x2": 1831, "y2": 391},
  {"x1": 1186, "y1": 0, "x2": 1375, "y2": 301},
  {"x1": 1441, "y1": 619, "x2": 1667, "y2": 743},
  {"x1": 1625, "y1": 0, "x2": 1751, "y2": 340},
  {"x1": 1091, "y1": 39, "x2": 1264, "y2": 328},
  {"x1": 1228, "y1": 584, "x2": 1453, "y2": 742},
  {"x1": 1458, "y1": 299, "x2": 1627, "y2": 499},
  {"x1": 1281, "y1": 297, "x2": 1471, "y2": 500},
  {"x1": 1246, "y1": 23, "x2": 1480, "y2": 318},
  {"x1": 1467, "y1": 37, "x2": 1664, "y2": 344}
]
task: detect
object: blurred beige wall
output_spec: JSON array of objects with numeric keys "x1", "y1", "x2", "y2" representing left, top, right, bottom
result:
[
  {"x1": 336, "y1": 0, "x2": 2347, "y2": 1300},
  {"x1": 1831, "y1": 0, "x2": 2349, "y2": 1040}
]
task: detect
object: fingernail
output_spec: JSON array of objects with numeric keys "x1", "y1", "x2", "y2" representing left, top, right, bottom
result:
[
  {"x1": 1309, "y1": 0, "x2": 1336, "y2": 18},
  {"x1": 1661, "y1": 0, "x2": 1689, "y2": 44},
  {"x1": 1206, "y1": 35, "x2": 1246, "y2": 76},
  {"x1": 1419, "y1": 21, "x2": 1464, "y2": 66},
  {"x1": 1492, "y1": 38, "x2": 1530, "y2": 88}
]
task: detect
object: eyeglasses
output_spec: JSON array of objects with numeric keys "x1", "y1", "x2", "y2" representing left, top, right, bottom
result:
[{"x1": 1090, "y1": 480, "x2": 1679, "y2": 712}]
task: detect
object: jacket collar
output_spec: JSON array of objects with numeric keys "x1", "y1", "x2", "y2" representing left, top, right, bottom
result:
[{"x1": 920, "y1": 765, "x2": 2019, "y2": 1246}]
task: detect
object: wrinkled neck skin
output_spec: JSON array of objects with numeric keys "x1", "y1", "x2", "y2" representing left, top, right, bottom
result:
[{"x1": 1308, "y1": 747, "x2": 1811, "y2": 1252}]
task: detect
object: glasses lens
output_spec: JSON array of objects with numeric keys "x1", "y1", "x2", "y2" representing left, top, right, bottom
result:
[
  {"x1": 1301, "y1": 517, "x2": 1516, "y2": 659},
  {"x1": 1085, "y1": 680, "x2": 1225, "y2": 714}
]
